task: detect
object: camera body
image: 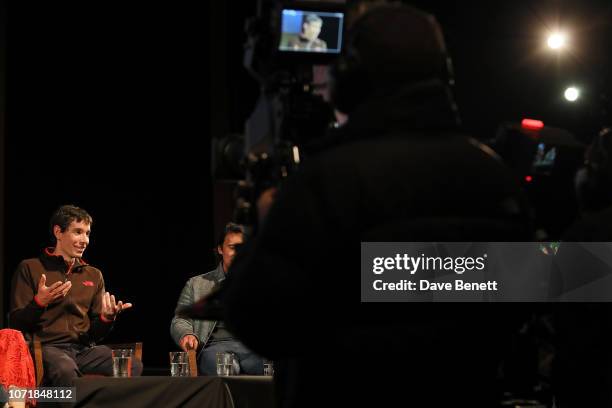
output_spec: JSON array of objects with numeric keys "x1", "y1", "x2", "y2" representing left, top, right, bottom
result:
[
  {"x1": 492, "y1": 120, "x2": 585, "y2": 238},
  {"x1": 493, "y1": 121, "x2": 584, "y2": 179},
  {"x1": 214, "y1": 1, "x2": 347, "y2": 228}
]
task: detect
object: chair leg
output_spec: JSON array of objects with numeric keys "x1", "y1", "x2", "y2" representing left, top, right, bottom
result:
[{"x1": 188, "y1": 349, "x2": 198, "y2": 376}]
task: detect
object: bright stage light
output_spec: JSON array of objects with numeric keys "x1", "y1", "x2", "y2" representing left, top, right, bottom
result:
[
  {"x1": 547, "y1": 33, "x2": 567, "y2": 50},
  {"x1": 564, "y1": 87, "x2": 579, "y2": 102}
]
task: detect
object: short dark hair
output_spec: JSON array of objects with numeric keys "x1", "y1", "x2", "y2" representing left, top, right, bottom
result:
[
  {"x1": 304, "y1": 13, "x2": 322, "y2": 25},
  {"x1": 49, "y1": 205, "x2": 93, "y2": 239},
  {"x1": 216, "y1": 222, "x2": 245, "y2": 247}
]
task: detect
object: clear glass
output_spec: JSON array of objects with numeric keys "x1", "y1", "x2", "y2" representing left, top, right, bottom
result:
[
  {"x1": 169, "y1": 351, "x2": 189, "y2": 377},
  {"x1": 112, "y1": 349, "x2": 133, "y2": 378},
  {"x1": 263, "y1": 360, "x2": 274, "y2": 376},
  {"x1": 215, "y1": 352, "x2": 234, "y2": 376}
]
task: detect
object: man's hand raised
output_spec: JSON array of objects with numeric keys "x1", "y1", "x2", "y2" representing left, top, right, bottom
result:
[
  {"x1": 35, "y1": 274, "x2": 72, "y2": 307},
  {"x1": 101, "y1": 291, "x2": 133, "y2": 321}
]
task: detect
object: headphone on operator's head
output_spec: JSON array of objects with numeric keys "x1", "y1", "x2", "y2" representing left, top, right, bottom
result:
[
  {"x1": 328, "y1": 12, "x2": 370, "y2": 115},
  {"x1": 329, "y1": 4, "x2": 455, "y2": 115},
  {"x1": 575, "y1": 127, "x2": 612, "y2": 212}
]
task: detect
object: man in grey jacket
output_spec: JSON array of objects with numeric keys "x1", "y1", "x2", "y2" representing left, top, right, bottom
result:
[{"x1": 170, "y1": 223, "x2": 263, "y2": 375}]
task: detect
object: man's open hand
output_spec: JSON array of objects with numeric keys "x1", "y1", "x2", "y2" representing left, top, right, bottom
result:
[
  {"x1": 36, "y1": 274, "x2": 72, "y2": 306},
  {"x1": 101, "y1": 291, "x2": 133, "y2": 320}
]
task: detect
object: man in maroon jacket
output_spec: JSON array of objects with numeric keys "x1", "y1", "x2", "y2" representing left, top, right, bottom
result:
[{"x1": 9, "y1": 205, "x2": 142, "y2": 386}]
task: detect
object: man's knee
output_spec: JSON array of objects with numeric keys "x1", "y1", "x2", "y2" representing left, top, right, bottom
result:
[
  {"x1": 77, "y1": 345, "x2": 113, "y2": 376},
  {"x1": 239, "y1": 354, "x2": 264, "y2": 375},
  {"x1": 43, "y1": 353, "x2": 79, "y2": 386},
  {"x1": 198, "y1": 351, "x2": 216, "y2": 376}
]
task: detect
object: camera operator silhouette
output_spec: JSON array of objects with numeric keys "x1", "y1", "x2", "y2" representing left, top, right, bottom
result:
[
  {"x1": 553, "y1": 126, "x2": 612, "y2": 407},
  {"x1": 225, "y1": 3, "x2": 533, "y2": 407}
]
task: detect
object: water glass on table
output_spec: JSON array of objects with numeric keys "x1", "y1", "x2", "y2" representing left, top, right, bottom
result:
[
  {"x1": 263, "y1": 359, "x2": 274, "y2": 376},
  {"x1": 170, "y1": 351, "x2": 190, "y2": 377},
  {"x1": 112, "y1": 349, "x2": 133, "y2": 378},
  {"x1": 216, "y1": 352, "x2": 235, "y2": 376}
]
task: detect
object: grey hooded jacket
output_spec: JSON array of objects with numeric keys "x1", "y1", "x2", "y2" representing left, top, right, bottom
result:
[{"x1": 170, "y1": 264, "x2": 225, "y2": 349}]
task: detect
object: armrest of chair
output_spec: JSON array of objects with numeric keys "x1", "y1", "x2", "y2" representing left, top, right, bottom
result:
[
  {"x1": 32, "y1": 336, "x2": 44, "y2": 386},
  {"x1": 187, "y1": 349, "x2": 198, "y2": 377}
]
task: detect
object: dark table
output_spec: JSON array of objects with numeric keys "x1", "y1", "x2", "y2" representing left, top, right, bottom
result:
[{"x1": 74, "y1": 376, "x2": 274, "y2": 408}]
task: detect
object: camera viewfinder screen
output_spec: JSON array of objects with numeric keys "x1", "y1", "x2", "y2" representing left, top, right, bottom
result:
[
  {"x1": 279, "y1": 9, "x2": 344, "y2": 54},
  {"x1": 531, "y1": 142, "x2": 557, "y2": 174}
]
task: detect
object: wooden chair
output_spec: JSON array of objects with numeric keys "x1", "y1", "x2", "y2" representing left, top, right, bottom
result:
[
  {"x1": 32, "y1": 337, "x2": 143, "y2": 384},
  {"x1": 187, "y1": 349, "x2": 198, "y2": 377},
  {"x1": 32, "y1": 337, "x2": 44, "y2": 386}
]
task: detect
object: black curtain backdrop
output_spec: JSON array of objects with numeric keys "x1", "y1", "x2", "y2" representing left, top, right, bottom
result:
[{"x1": 4, "y1": 2, "x2": 220, "y2": 370}]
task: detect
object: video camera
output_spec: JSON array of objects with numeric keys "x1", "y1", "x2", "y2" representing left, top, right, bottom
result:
[
  {"x1": 493, "y1": 120, "x2": 584, "y2": 179},
  {"x1": 491, "y1": 119, "x2": 586, "y2": 238},
  {"x1": 213, "y1": 1, "x2": 347, "y2": 229}
]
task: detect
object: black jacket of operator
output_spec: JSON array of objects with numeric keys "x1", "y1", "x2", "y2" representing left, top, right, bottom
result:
[{"x1": 226, "y1": 4, "x2": 533, "y2": 408}]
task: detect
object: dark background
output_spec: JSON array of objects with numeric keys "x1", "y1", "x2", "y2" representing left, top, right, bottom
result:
[{"x1": 2, "y1": 0, "x2": 611, "y2": 371}]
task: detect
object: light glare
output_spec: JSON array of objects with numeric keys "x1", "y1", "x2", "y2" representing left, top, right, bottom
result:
[
  {"x1": 547, "y1": 33, "x2": 566, "y2": 49},
  {"x1": 564, "y1": 87, "x2": 579, "y2": 102}
]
